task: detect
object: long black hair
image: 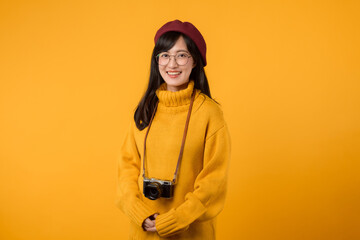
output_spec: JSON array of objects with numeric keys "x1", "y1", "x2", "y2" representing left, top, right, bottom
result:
[{"x1": 134, "y1": 31, "x2": 213, "y2": 130}]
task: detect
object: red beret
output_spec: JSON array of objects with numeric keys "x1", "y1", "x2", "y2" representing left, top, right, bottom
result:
[{"x1": 154, "y1": 20, "x2": 207, "y2": 66}]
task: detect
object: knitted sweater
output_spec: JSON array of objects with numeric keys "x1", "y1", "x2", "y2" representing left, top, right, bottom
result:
[{"x1": 116, "y1": 81, "x2": 231, "y2": 239}]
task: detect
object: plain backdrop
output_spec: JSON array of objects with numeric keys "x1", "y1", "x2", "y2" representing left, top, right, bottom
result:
[{"x1": 0, "y1": 0, "x2": 359, "y2": 239}]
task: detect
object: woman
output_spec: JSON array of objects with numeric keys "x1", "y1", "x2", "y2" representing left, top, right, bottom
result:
[{"x1": 116, "y1": 20, "x2": 231, "y2": 240}]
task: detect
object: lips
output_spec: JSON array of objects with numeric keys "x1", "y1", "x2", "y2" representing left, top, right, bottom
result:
[{"x1": 166, "y1": 71, "x2": 182, "y2": 75}]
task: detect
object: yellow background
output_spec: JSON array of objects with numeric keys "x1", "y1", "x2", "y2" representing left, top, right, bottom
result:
[{"x1": 1, "y1": 0, "x2": 359, "y2": 239}]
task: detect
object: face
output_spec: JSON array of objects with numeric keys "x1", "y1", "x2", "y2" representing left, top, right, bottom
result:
[{"x1": 158, "y1": 36, "x2": 195, "y2": 92}]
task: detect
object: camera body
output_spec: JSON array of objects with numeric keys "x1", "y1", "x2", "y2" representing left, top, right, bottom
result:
[{"x1": 143, "y1": 177, "x2": 174, "y2": 200}]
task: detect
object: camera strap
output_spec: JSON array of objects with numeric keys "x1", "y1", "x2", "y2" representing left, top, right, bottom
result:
[{"x1": 142, "y1": 89, "x2": 196, "y2": 184}]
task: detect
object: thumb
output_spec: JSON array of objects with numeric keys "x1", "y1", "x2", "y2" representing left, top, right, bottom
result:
[{"x1": 153, "y1": 213, "x2": 159, "y2": 219}]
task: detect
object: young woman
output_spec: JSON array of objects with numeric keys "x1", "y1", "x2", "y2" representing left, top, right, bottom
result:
[{"x1": 116, "y1": 20, "x2": 231, "y2": 240}]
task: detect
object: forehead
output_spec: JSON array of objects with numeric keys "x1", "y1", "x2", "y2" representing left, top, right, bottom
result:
[{"x1": 167, "y1": 36, "x2": 189, "y2": 53}]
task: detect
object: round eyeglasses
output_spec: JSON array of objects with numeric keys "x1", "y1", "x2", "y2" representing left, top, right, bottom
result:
[{"x1": 156, "y1": 52, "x2": 192, "y2": 66}]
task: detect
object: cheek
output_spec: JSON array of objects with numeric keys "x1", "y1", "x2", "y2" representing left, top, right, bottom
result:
[
  {"x1": 159, "y1": 66, "x2": 166, "y2": 76},
  {"x1": 183, "y1": 66, "x2": 193, "y2": 76}
]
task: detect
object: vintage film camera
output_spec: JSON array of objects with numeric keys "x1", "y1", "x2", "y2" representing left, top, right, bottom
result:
[{"x1": 143, "y1": 177, "x2": 174, "y2": 200}]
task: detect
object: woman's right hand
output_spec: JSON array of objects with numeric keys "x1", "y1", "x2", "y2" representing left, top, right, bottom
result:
[{"x1": 142, "y1": 213, "x2": 158, "y2": 232}]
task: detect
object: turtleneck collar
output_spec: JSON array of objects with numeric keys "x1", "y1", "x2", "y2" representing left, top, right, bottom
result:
[{"x1": 156, "y1": 81, "x2": 196, "y2": 107}]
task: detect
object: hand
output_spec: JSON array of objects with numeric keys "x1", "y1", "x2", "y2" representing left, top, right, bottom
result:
[{"x1": 142, "y1": 213, "x2": 158, "y2": 232}]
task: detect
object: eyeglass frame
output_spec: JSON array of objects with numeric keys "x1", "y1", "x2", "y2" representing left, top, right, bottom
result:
[{"x1": 155, "y1": 52, "x2": 192, "y2": 66}]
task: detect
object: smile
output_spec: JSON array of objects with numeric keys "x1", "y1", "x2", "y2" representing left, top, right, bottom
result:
[{"x1": 166, "y1": 71, "x2": 182, "y2": 75}]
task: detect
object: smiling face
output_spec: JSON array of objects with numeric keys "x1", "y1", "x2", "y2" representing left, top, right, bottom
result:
[{"x1": 158, "y1": 36, "x2": 195, "y2": 92}]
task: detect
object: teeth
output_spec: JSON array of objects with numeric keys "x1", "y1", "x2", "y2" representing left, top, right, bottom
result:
[{"x1": 167, "y1": 72, "x2": 181, "y2": 75}]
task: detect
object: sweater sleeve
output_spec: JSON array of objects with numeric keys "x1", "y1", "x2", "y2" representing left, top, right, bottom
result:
[
  {"x1": 155, "y1": 123, "x2": 231, "y2": 237},
  {"x1": 115, "y1": 121, "x2": 157, "y2": 227}
]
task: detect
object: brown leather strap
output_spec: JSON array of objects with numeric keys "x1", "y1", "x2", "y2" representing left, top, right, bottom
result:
[
  {"x1": 142, "y1": 89, "x2": 196, "y2": 183},
  {"x1": 173, "y1": 90, "x2": 195, "y2": 182},
  {"x1": 142, "y1": 101, "x2": 158, "y2": 179}
]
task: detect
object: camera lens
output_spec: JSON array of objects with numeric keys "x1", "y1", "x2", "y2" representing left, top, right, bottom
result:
[{"x1": 148, "y1": 182, "x2": 162, "y2": 200}]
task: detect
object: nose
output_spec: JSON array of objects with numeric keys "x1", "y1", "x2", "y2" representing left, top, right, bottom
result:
[{"x1": 167, "y1": 56, "x2": 178, "y2": 68}]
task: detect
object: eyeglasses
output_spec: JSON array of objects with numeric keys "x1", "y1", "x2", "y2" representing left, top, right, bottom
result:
[{"x1": 156, "y1": 52, "x2": 192, "y2": 66}]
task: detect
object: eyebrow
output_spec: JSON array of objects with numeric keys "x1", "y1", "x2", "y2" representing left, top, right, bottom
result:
[{"x1": 165, "y1": 50, "x2": 190, "y2": 53}]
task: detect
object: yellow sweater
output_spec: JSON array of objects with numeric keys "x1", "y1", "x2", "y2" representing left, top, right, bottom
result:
[{"x1": 116, "y1": 81, "x2": 231, "y2": 239}]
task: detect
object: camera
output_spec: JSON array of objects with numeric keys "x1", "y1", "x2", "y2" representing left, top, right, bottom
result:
[{"x1": 143, "y1": 177, "x2": 174, "y2": 200}]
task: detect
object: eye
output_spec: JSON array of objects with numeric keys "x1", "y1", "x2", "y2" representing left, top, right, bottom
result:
[
  {"x1": 159, "y1": 53, "x2": 170, "y2": 58},
  {"x1": 177, "y1": 53, "x2": 188, "y2": 58}
]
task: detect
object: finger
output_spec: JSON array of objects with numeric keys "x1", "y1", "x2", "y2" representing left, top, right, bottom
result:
[
  {"x1": 153, "y1": 213, "x2": 159, "y2": 219},
  {"x1": 142, "y1": 219, "x2": 152, "y2": 229},
  {"x1": 146, "y1": 226, "x2": 157, "y2": 232},
  {"x1": 144, "y1": 224, "x2": 156, "y2": 231},
  {"x1": 145, "y1": 218, "x2": 155, "y2": 227}
]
